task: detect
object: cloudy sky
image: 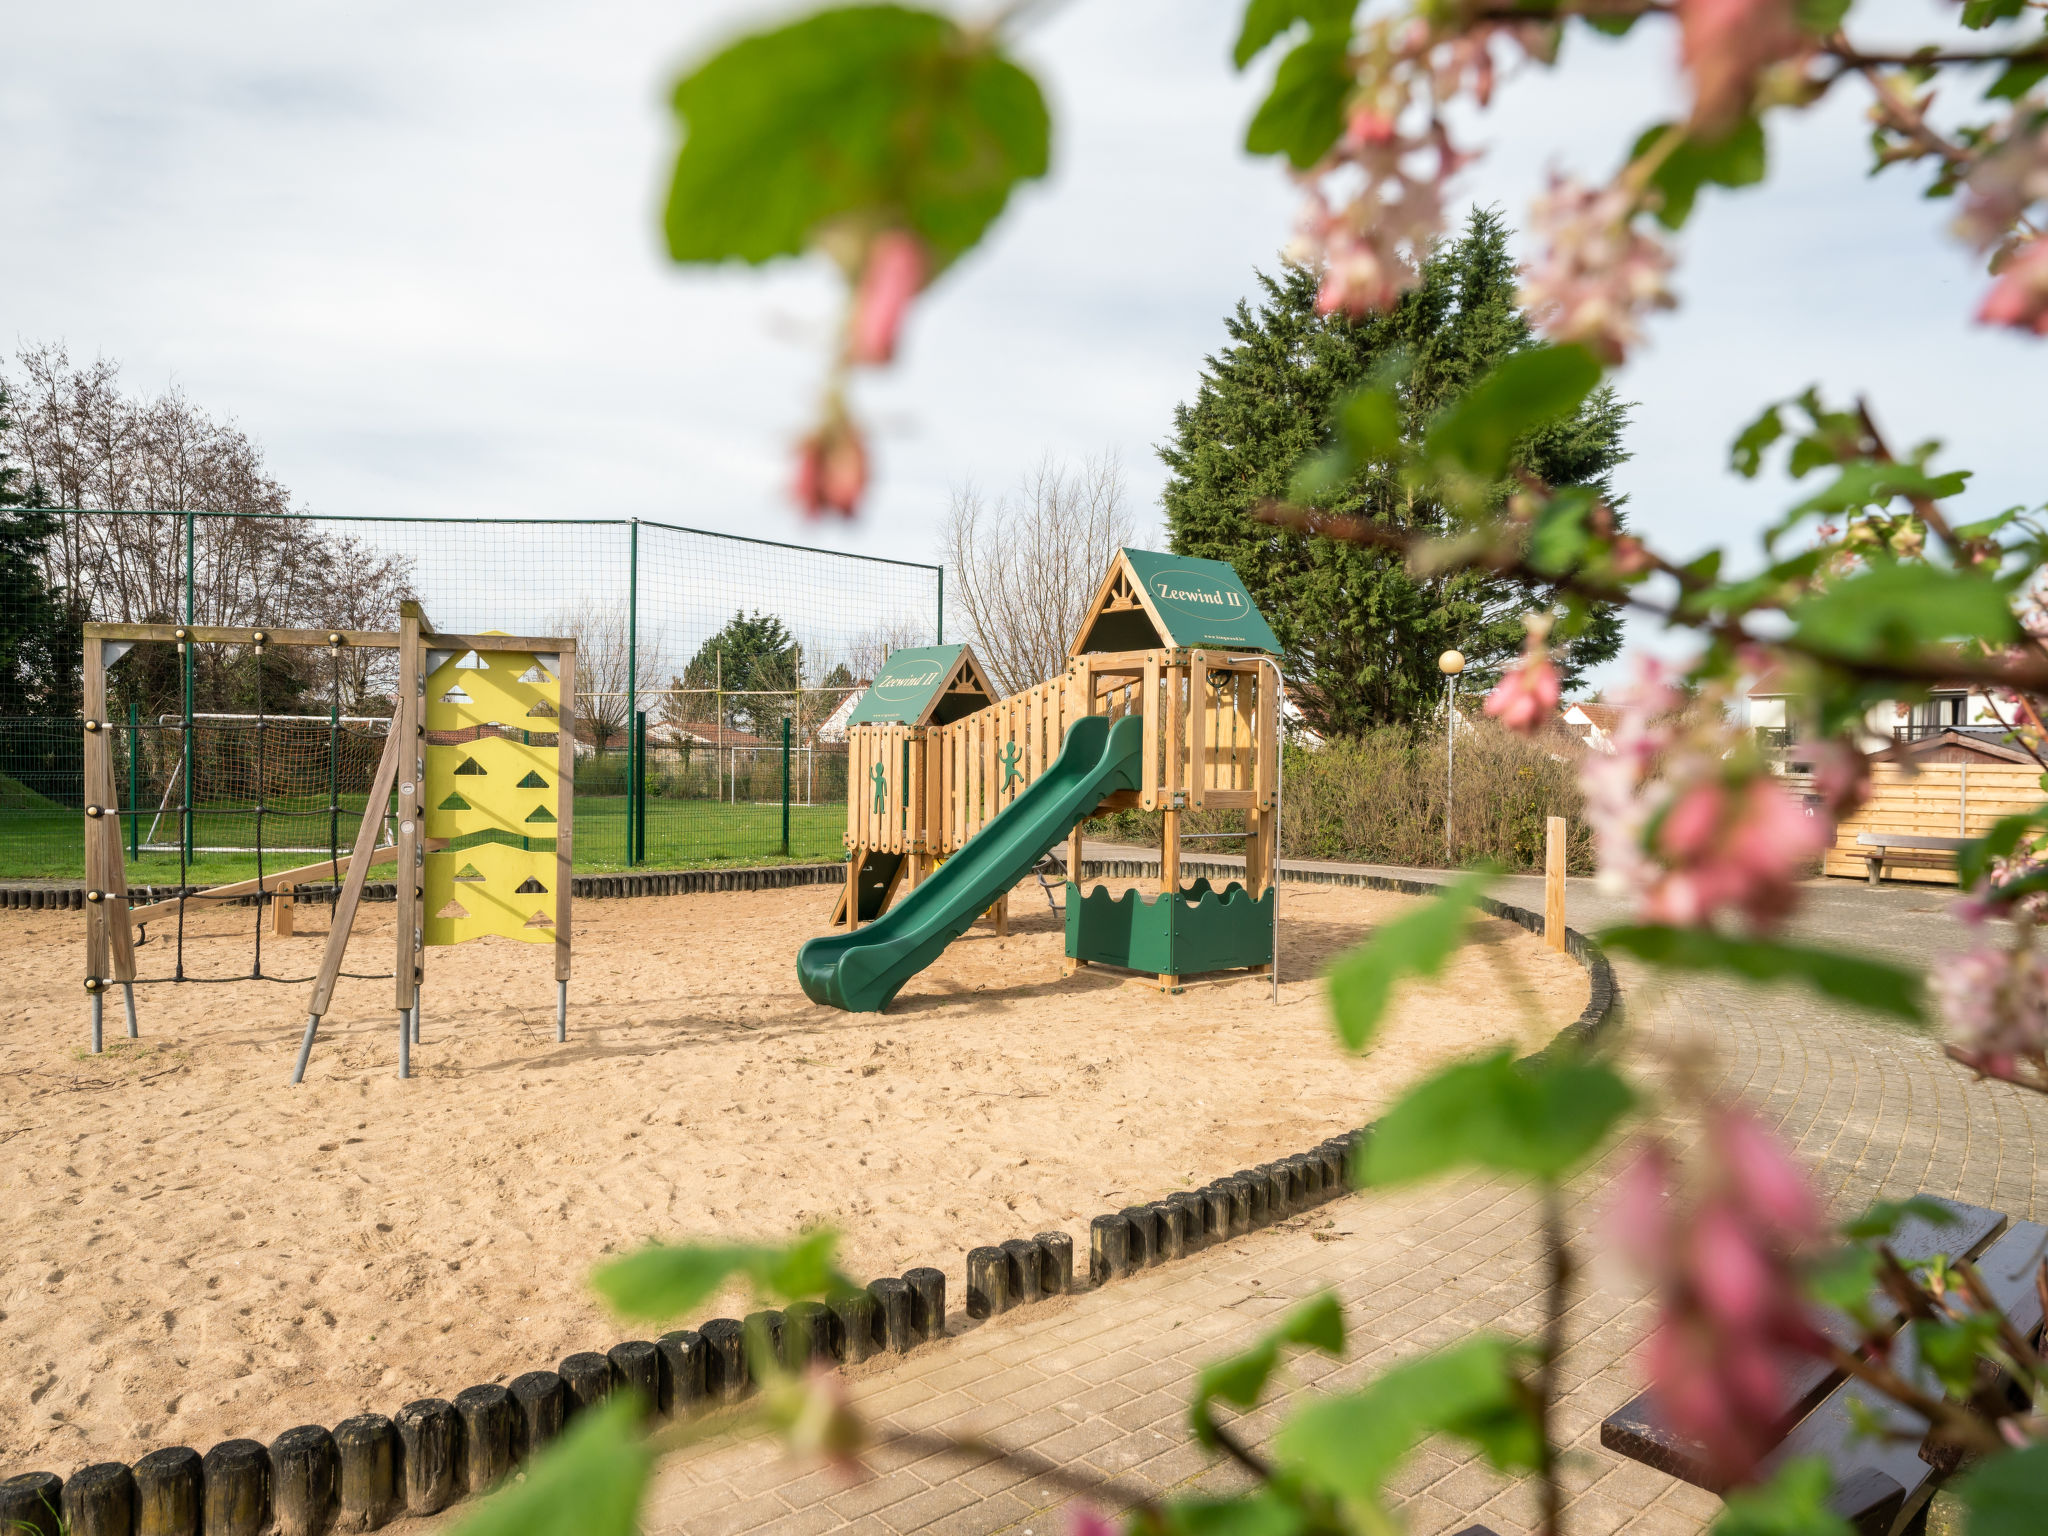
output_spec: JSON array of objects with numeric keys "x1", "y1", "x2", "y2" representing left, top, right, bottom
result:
[{"x1": 5, "y1": 0, "x2": 2038, "y2": 666}]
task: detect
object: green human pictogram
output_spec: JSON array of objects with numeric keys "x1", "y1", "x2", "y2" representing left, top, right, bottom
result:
[
  {"x1": 871, "y1": 762, "x2": 888, "y2": 815},
  {"x1": 999, "y1": 740, "x2": 1023, "y2": 790}
]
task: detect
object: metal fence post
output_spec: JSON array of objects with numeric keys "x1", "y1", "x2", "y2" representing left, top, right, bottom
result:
[
  {"x1": 936, "y1": 564, "x2": 944, "y2": 645},
  {"x1": 634, "y1": 709, "x2": 648, "y2": 865},
  {"x1": 127, "y1": 700, "x2": 139, "y2": 862},
  {"x1": 182, "y1": 509, "x2": 195, "y2": 866},
  {"x1": 781, "y1": 715, "x2": 791, "y2": 857},
  {"x1": 626, "y1": 518, "x2": 639, "y2": 868}
]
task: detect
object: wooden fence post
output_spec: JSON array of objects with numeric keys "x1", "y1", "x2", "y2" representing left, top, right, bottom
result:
[{"x1": 1545, "y1": 815, "x2": 1567, "y2": 951}]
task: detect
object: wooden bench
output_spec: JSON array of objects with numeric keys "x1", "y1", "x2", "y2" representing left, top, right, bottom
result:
[
  {"x1": 1601, "y1": 1198, "x2": 2047, "y2": 1534},
  {"x1": 1855, "y1": 832, "x2": 1967, "y2": 887}
]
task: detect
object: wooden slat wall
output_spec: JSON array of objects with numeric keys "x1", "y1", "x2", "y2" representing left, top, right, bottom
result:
[{"x1": 1823, "y1": 762, "x2": 2039, "y2": 884}]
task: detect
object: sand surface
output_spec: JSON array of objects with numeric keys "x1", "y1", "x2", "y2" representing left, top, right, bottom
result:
[{"x1": 0, "y1": 877, "x2": 1587, "y2": 1473}]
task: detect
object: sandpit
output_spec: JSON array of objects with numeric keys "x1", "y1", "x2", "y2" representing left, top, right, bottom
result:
[{"x1": 0, "y1": 875, "x2": 1588, "y2": 1473}]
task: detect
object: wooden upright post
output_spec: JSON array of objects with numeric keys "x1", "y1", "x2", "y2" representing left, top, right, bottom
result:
[
  {"x1": 394, "y1": 607, "x2": 424, "y2": 1073},
  {"x1": 554, "y1": 640, "x2": 576, "y2": 1042},
  {"x1": 1545, "y1": 815, "x2": 1567, "y2": 951},
  {"x1": 81, "y1": 635, "x2": 138, "y2": 1051}
]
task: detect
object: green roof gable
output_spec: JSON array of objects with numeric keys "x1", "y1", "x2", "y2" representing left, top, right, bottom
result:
[
  {"x1": 845, "y1": 644, "x2": 992, "y2": 727},
  {"x1": 1075, "y1": 549, "x2": 1281, "y2": 656}
]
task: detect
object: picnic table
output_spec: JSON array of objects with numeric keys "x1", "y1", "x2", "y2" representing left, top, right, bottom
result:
[
  {"x1": 1855, "y1": 832, "x2": 1968, "y2": 887},
  {"x1": 1601, "y1": 1197, "x2": 2047, "y2": 1534}
]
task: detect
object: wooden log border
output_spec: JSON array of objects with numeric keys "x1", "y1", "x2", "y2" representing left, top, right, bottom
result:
[{"x1": 0, "y1": 861, "x2": 1615, "y2": 1530}]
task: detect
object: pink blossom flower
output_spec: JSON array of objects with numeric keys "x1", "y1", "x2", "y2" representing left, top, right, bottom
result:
[
  {"x1": 1519, "y1": 176, "x2": 1676, "y2": 364},
  {"x1": 1709, "y1": 1108, "x2": 1823, "y2": 1246},
  {"x1": 1579, "y1": 655, "x2": 1828, "y2": 932},
  {"x1": 1677, "y1": 0, "x2": 1807, "y2": 136},
  {"x1": 793, "y1": 416, "x2": 867, "y2": 518},
  {"x1": 1955, "y1": 121, "x2": 2048, "y2": 254},
  {"x1": 1612, "y1": 1118, "x2": 1827, "y2": 1486},
  {"x1": 1935, "y1": 940, "x2": 2048, "y2": 1086},
  {"x1": 1977, "y1": 238, "x2": 2048, "y2": 337},
  {"x1": 1068, "y1": 1508, "x2": 1119, "y2": 1536},
  {"x1": 1484, "y1": 613, "x2": 1562, "y2": 734},
  {"x1": 847, "y1": 230, "x2": 927, "y2": 366},
  {"x1": 1809, "y1": 739, "x2": 1870, "y2": 821}
]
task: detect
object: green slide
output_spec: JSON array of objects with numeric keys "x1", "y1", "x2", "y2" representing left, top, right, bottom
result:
[{"x1": 798, "y1": 712, "x2": 1144, "y2": 1013}]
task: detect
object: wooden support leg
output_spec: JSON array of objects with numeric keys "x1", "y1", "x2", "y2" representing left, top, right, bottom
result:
[
  {"x1": 1867, "y1": 856, "x2": 1882, "y2": 887},
  {"x1": 272, "y1": 884, "x2": 295, "y2": 937},
  {"x1": 995, "y1": 893, "x2": 1009, "y2": 938},
  {"x1": 846, "y1": 850, "x2": 864, "y2": 933}
]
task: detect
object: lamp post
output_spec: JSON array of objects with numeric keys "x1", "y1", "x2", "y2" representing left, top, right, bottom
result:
[{"x1": 1438, "y1": 649, "x2": 1464, "y2": 864}]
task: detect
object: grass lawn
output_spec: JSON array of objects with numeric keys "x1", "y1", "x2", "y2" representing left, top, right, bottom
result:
[{"x1": 0, "y1": 797, "x2": 848, "y2": 883}]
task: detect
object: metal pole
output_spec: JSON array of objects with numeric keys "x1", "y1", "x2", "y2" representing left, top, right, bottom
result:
[
  {"x1": 1262, "y1": 657, "x2": 1283, "y2": 1005},
  {"x1": 293, "y1": 1014, "x2": 319, "y2": 1083},
  {"x1": 182, "y1": 510, "x2": 195, "y2": 867},
  {"x1": 936, "y1": 564, "x2": 944, "y2": 645},
  {"x1": 626, "y1": 518, "x2": 639, "y2": 868},
  {"x1": 127, "y1": 700, "x2": 140, "y2": 861},
  {"x1": 634, "y1": 709, "x2": 648, "y2": 863},
  {"x1": 1445, "y1": 677, "x2": 1455, "y2": 865},
  {"x1": 122, "y1": 981, "x2": 137, "y2": 1040},
  {"x1": 781, "y1": 714, "x2": 792, "y2": 856},
  {"x1": 556, "y1": 980, "x2": 567, "y2": 1043}
]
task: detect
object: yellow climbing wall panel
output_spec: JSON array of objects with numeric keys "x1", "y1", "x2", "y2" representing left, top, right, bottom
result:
[{"x1": 422, "y1": 645, "x2": 562, "y2": 945}]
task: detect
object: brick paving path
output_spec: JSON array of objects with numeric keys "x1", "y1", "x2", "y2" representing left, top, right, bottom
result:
[{"x1": 640, "y1": 865, "x2": 2047, "y2": 1536}]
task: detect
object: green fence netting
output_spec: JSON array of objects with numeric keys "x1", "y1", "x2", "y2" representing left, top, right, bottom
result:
[{"x1": 0, "y1": 511, "x2": 940, "y2": 881}]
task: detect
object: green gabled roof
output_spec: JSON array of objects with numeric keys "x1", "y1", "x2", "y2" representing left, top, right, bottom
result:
[
  {"x1": 1072, "y1": 548, "x2": 1281, "y2": 657},
  {"x1": 846, "y1": 644, "x2": 995, "y2": 727}
]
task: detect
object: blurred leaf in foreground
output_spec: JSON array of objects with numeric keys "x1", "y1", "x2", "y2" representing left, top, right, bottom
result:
[
  {"x1": 594, "y1": 1229, "x2": 852, "y2": 1321},
  {"x1": 451, "y1": 1395, "x2": 651, "y2": 1536}
]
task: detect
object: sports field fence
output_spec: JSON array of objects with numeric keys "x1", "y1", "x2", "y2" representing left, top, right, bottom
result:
[{"x1": 0, "y1": 511, "x2": 941, "y2": 883}]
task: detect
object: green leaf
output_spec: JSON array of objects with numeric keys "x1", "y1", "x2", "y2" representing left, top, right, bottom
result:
[
  {"x1": 1789, "y1": 460, "x2": 1970, "y2": 516},
  {"x1": 1161, "y1": 1493, "x2": 1307, "y2": 1536},
  {"x1": 1804, "y1": 1245, "x2": 1881, "y2": 1321},
  {"x1": 1789, "y1": 561, "x2": 2019, "y2": 661},
  {"x1": 1958, "y1": 807, "x2": 2048, "y2": 888},
  {"x1": 1325, "y1": 868, "x2": 1490, "y2": 1052},
  {"x1": 1633, "y1": 119, "x2": 1767, "y2": 230},
  {"x1": 450, "y1": 1395, "x2": 652, "y2": 1536},
  {"x1": 1792, "y1": 0, "x2": 1853, "y2": 32},
  {"x1": 1911, "y1": 1311, "x2": 2003, "y2": 1397},
  {"x1": 1958, "y1": 1442, "x2": 2048, "y2": 1536},
  {"x1": 1961, "y1": 0, "x2": 2025, "y2": 27},
  {"x1": 1987, "y1": 57, "x2": 2048, "y2": 99},
  {"x1": 1244, "y1": 33, "x2": 1352, "y2": 169},
  {"x1": 1584, "y1": 11, "x2": 1642, "y2": 34},
  {"x1": 1423, "y1": 345, "x2": 1602, "y2": 482},
  {"x1": 592, "y1": 1230, "x2": 851, "y2": 1320},
  {"x1": 1527, "y1": 487, "x2": 1598, "y2": 575},
  {"x1": 665, "y1": 6, "x2": 1050, "y2": 271},
  {"x1": 1600, "y1": 926, "x2": 1928, "y2": 1024},
  {"x1": 1273, "y1": 1337, "x2": 1538, "y2": 1510},
  {"x1": 1363, "y1": 1050, "x2": 1635, "y2": 1186},
  {"x1": 1190, "y1": 1292, "x2": 1346, "y2": 1445},
  {"x1": 1710, "y1": 1457, "x2": 1851, "y2": 1536},
  {"x1": 1841, "y1": 1195, "x2": 1959, "y2": 1241},
  {"x1": 1337, "y1": 383, "x2": 1404, "y2": 465},
  {"x1": 1233, "y1": 0, "x2": 1355, "y2": 68},
  {"x1": 1732, "y1": 403, "x2": 1787, "y2": 478}
]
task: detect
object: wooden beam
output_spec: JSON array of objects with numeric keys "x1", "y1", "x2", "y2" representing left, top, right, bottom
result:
[
  {"x1": 128, "y1": 845, "x2": 398, "y2": 923},
  {"x1": 84, "y1": 623, "x2": 400, "y2": 648},
  {"x1": 307, "y1": 722, "x2": 405, "y2": 1017},
  {"x1": 421, "y1": 633, "x2": 578, "y2": 658}
]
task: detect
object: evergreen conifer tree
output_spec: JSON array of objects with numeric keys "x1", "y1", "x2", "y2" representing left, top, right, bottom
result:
[
  {"x1": 1158, "y1": 209, "x2": 1629, "y2": 735},
  {"x1": 0, "y1": 379, "x2": 79, "y2": 718}
]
